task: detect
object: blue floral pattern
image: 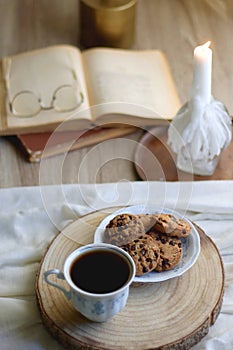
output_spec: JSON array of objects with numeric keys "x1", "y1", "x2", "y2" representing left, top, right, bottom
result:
[
  {"x1": 92, "y1": 301, "x2": 105, "y2": 315},
  {"x1": 72, "y1": 290, "x2": 128, "y2": 321}
]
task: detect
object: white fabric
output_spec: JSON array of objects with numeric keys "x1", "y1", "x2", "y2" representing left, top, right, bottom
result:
[{"x1": 0, "y1": 181, "x2": 233, "y2": 349}]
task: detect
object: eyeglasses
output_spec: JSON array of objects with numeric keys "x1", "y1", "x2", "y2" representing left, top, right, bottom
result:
[{"x1": 5, "y1": 59, "x2": 84, "y2": 118}]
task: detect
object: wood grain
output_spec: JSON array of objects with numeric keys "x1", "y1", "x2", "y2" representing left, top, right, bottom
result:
[
  {"x1": 1, "y1": 0, "x2": 233, "y2": 186},
  {"x1": 36, "y1": 208, "x2": 224, "y2": 350}
]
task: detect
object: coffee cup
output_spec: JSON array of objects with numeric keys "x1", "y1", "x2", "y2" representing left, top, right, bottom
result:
[{"x1": 44, "y1": 243, "x2": 135, "y2": 322}]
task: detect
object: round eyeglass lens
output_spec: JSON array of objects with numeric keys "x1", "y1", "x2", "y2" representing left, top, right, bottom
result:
[
  {"x1": 11, "y1": 91, "x2": 41, "y2": 118},
  {"x1": 54, "y1": 86, "x2": 82, "y2": 112}
]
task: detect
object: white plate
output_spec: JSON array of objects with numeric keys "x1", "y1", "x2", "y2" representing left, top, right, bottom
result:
[{"x1": 94, "y1": 205, "x2": 201, "y2": 283}]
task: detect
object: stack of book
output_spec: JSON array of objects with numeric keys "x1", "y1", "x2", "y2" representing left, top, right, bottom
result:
[{"x1": 0, "y1": 45, "x2": 180, "y2": 162}]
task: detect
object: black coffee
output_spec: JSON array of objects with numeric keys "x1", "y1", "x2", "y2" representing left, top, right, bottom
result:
[{"x1": 70, "y1": 249, "x2": 131, "y2": 294}]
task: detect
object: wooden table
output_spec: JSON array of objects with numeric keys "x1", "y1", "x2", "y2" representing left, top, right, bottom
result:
[{"x1": 1, "y1": 0, "x2": 233, "y2": 187}]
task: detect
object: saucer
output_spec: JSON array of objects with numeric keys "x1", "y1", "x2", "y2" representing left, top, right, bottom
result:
[
  {"x1": 94, "y1": 204, "x2": 201, "y2": 283},
  {"x1": 134, "y1": 125, "x2": 233, "y2": 181}
]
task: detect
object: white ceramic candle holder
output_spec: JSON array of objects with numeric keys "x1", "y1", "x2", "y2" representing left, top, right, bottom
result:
[{"x1": 167, "y1": 96, "x2": 232, "y2": 176}]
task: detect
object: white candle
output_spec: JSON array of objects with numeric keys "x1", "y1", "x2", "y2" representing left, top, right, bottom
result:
[{"x1": 191, "y1": 41, "x2": 212, "y2": 105}]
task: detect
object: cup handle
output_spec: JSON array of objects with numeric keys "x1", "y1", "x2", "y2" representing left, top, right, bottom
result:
[{"x1": 44, "y1": 269, "x2": 71, "y2": 300}]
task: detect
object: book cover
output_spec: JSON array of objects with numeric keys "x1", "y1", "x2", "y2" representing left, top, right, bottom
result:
[{"x1": 14, "y1": 127, "x2": 137, "y2": 162}]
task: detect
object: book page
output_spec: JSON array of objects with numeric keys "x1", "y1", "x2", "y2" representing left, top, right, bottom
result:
[
  {"x1": 82, "y1": 48, "x2": 181, "y2": 120},
  {"x1": 2, "y1": 45, "x2": 91, "y2": 131}
]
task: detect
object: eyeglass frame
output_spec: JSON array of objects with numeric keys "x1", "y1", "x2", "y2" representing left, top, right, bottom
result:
[{"x1": 5, "y1": 58, "x2": 84, "y2": 118}]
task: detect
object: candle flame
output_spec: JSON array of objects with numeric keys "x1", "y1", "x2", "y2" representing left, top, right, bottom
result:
[{"x1": 203, "y1": 41, "x2": 211, "y2": 48}]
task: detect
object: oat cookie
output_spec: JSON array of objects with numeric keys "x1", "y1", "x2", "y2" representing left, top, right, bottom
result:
[
  {"x1": 122, "y1": 235, "x2": 160, "y2": 276},
  {"x1": 104, "y1": 213, "x2": 145, "y2": 246},
  {"x1": 152, "y1": 213, "x2": 191, "y2": 238},
  {"x1": 148, "y1": 232, "x2": 182, "y2": 272}
]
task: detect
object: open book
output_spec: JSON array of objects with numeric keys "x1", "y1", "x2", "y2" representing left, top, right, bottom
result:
[{"x1": 0, "y1": 45, "x2": 181, "y2": 135}]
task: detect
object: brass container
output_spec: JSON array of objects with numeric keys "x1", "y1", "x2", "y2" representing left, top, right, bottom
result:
[{"x1": 80, "y1": 0, "x2": 137, "y2": 48}]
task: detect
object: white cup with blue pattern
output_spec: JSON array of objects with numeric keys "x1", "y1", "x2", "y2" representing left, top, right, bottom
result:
[{"x1": 44, "y1": 243, "x2": 136, "y2": 322}]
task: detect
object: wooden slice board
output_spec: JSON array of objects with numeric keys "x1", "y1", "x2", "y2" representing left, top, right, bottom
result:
[
  {"x1": 36, "y1": 208, "x2": 224, "y2": 350},
  {"x1": 134, "y1": 125, "x2": 233, "y2": 181}
]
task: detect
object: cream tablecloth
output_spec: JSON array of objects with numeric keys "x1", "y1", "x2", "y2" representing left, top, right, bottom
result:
[{"x1": 0, "y1": 181, "x2": 233, "y2": 350}]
